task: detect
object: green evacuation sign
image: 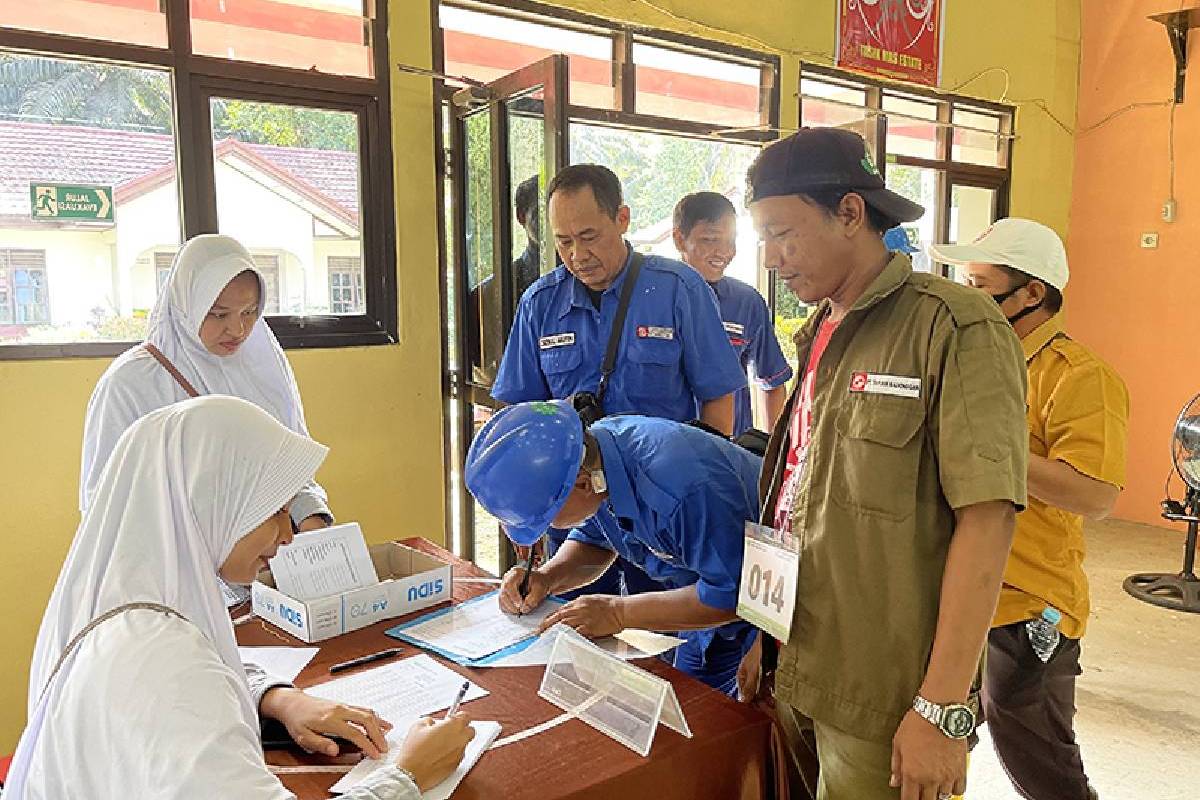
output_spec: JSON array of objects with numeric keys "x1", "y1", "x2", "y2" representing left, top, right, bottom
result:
[{"x1": 30, "y1": 183, "x2": 114, "y2": 222}]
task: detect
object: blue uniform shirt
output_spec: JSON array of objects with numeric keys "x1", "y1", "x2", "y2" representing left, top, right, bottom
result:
[
  {"x1": 710, "y1": 277, "x2": 793, "y2": 437},
  {"x1": 566, "y1": 416, "x2": 761, "y2": 652},
  {"x1": 492, "y1": 247, "x2": 746, "y2": 422}
]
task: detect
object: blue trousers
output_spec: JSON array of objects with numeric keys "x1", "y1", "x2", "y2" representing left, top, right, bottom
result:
[{"x1": 672, "y1": 625, "x2": 756, "y2": 697}]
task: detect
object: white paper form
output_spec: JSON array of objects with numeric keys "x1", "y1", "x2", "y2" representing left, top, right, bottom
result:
[
  {"x1": 330, "y1": 721, "x2": 501, "y2": 797},
  {"x1": 268, "y1": 523, "x2": 378, "y2": 601},
  {"x1": 237, "y1": 646, "x2": 319, "y2": 683},
  {"x1": 305, "y1": 654, "x2": 487, "y2": 725},
  {"x1": 480, "y1": 624, "x2": 685, "y2": 668},
  {"x1": 397, "y1": 597, "x2": 559, "y2": 661}
]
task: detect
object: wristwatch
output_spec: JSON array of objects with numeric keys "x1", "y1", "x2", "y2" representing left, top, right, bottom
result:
[{"x1": 912, "y1": 694, "x2": 976, "y2": 739}]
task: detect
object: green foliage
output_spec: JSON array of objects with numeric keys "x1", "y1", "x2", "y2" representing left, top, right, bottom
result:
[
  {"x1": 0, "y1": 54, "x2": 172, "y2": 132},
  {"x1": 211, "y1": 99, "x2": 357, "y2": 151}
]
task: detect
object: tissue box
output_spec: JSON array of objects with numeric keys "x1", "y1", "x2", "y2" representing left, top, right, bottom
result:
[{"x1": 251, "y1": 541, "x2": 452, "y2": 643}]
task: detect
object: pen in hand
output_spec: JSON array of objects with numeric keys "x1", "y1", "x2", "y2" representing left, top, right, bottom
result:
[
  {"x1": 516, "y1": 552, "x2": 537, "y2": 615},
  {"x1": 444, "y1": 680, "x2": 470, "y2": 720}
]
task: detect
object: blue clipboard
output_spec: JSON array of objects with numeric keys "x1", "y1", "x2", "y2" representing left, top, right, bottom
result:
[{"x1": 385, "y1": 590, "x2": 567, "y2": 666}]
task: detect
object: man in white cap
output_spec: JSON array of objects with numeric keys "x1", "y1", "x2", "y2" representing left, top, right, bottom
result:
[{"x1": 931, "y1": 218, "x2": 1129, "y2": 800}]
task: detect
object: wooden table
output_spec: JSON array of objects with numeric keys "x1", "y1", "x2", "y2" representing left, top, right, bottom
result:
[{"x1": 238, "y1": 538, "x2": 778, "y2": 799}]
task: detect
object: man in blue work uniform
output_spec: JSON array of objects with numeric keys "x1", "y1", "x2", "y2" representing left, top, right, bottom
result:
[
  {"x1": 492, "y1": 164, "x2": 746, "y2": 597},
  {"x1": 673, "y1": 191, "x2": 793, "y2": 436},
  {"x1": 465, "y1": 400, "x2": 760, "y2": 696}
]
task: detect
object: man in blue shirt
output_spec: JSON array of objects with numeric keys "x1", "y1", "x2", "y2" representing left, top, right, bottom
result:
[
  {"x1": 673, "y1": 191, "x2": 793, "y2": 436},
  {"x1": 492, "y1": 165, "x2": 746, "y2": 596},
  {"x1": 465, "y1": 400, "x2": 760, "y2": 696}
]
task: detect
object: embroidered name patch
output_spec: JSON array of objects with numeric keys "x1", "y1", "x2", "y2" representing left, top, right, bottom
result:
[
  {"x1": 538, "y1": 333, "x2": 576, "y2": 349},
  {"x1": 636, "y1": 325, "x2": 674, "y2": 340},
  {"x1": 849, "y1": 372, "x2": 921, "y2": 399}
]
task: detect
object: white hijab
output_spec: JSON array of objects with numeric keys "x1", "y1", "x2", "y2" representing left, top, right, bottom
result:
[
  {"x1": 10, "y1": 396, "x2": 327, "y2": 798},
  {"x1": 79, "y1": 234, "x2": 311, "y2": 510}
]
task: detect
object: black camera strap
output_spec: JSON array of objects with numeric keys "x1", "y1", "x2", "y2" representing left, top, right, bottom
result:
[{"x1": 595, "y1": 250, "x2": 644, "y2": 407}]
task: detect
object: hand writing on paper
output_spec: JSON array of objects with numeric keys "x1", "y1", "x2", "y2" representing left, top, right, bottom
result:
[
  {"x1": 536, "y1": 595, "x2": 625, "y2": 638},
  {"x1": 890, "y1": 709, "x2": 967, "y2": 800},
  {"x1": 260, "y1": 687, "x2": 391, "y2": 759},
  {"x1": 499, "y1": 566, "x2": 552, "y2": 614},
  {"x1": 395, "y1": 714, "x2": 475, "y2": 791}
]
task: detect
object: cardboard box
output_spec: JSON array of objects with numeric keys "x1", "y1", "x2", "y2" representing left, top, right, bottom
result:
[{"x1": 252, "y1": 541, "x2": 452, "y2": 643}]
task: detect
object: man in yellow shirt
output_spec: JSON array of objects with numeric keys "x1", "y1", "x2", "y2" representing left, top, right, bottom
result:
[{"x1": 932, "y1": 218, "x2": 1129, "y2": 800}]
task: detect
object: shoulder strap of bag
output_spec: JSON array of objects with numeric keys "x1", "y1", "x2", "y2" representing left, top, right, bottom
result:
[
  {"x1": 596, "y1": 250, "x2": 644, "y2": 405},
  {"x1": 36, "y1": 602, "x2": 185, "y2": 706},
  {"x1": 144, "y1": 343, "x2": 202, "y2": 398}
]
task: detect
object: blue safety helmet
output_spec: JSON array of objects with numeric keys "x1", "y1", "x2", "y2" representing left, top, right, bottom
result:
[
  {"x1": 464, "y1": 400, "x2": 585, "y2": 546},
  {"x1": 884, "y1": 226, "x2": 918, "y2": 254}
]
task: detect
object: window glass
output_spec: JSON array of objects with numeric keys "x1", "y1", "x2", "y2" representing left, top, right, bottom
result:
[
  {"x1": 0, "y1": 52, "x2": 179, "y2": 344},
  {"x1": 191, "y1": 0, "x2": 374, "y2": 77},
  {"x1": 210, "y1": 98, "x2": 363, "y2": 316}
]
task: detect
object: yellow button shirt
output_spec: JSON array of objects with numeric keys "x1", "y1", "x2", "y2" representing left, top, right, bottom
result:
[{"x1": 993, "y1": 314, "x2": 1130, "y2": 639}]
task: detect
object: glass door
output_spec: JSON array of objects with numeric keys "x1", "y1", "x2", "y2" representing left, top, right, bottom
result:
[{"x1": 445, "y1": 56, "x2": 567, "y2": 574}]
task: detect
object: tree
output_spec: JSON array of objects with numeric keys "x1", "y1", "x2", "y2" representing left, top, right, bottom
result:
[
  {"x1": 211, "y1": 99, "x2": 357, "y2": 151},
  {"x1": 0, "y1": 54, "x2": 172, "y2": 132}
]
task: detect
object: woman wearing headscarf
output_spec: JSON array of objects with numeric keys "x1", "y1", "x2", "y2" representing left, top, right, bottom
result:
[
  {"x1": 80, "y1": 234, "x2": 331, "y2": 531},
  {"x1": 76, "y1": 235, "x2": 388, "y2": 755},
  {"x1": 5, "y1": 397, "x2": 473, "y2": 799}
]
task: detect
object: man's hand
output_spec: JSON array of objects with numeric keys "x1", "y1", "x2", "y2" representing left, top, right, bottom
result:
[
  {"x1": 260, "y1": 687, "x2": 391, "y2": 759},
  {"x1": 499, "y1": 566, "x2": 552, "y2": 614},
  {"x1": 890, "y1": 709, "x2": 966, "y2": 800},
  {"x1": 736, "y1": 632, "x2": 763, "y2": 703},
  {"x1": 537, "y1": 595, "x2": 625, "y2": 637}
]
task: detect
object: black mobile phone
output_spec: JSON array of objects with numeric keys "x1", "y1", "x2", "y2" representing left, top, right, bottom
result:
[{"x1": 260, "y1": 717, "x2": 357, "y2": 753}]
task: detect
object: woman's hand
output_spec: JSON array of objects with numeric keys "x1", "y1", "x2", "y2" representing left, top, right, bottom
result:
[
  {"x1": 260, "y1": 687, "x2": 391, "y2": 758},
  {"x1": 394, "y1": 714, "x2": 475, "y2": 791},
  {"x1": 297, "y1": 515, "x2": 331, "y2": 532}
]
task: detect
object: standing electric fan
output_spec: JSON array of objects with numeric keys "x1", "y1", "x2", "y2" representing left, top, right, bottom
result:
[{"x1": 1124, "y1": 395, "x2": 1200, "y2": 612}]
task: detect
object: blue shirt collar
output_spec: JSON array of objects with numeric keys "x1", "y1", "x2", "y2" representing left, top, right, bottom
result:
[
  {"x1": 591, "y1": 425, "x2": 638, "y2": 525},
  {"x1": 565, "y1": 243, "x2": 635, "y2": 315}
]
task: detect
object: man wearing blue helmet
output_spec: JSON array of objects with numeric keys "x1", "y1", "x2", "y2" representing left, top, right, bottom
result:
[{"x1": 465, "y1": 400, "x2": 761, "y2": 696}]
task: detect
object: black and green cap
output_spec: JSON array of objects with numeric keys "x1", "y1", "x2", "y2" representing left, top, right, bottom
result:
[{"x1": 746, "y1": 127, "x2": 924, "y2": 224}]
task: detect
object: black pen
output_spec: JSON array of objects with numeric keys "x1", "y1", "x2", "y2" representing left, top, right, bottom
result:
[
  {"x1": 517, "y1": 553, "x2": 537, "y2": 614},
  {"x1": 328, "y1": 647, "x2": 404, "y2": 674}
]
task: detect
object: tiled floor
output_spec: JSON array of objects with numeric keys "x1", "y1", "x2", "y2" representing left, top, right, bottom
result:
[{"x1": 967, "y1": 517, "x2": 1198, "y2": 799}]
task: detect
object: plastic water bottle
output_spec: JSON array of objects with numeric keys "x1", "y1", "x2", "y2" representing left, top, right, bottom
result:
[{"x1": 1026, "y1": 607, "x2": 1062, "y2": 663}]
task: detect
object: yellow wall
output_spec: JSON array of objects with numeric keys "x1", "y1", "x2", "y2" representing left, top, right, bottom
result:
[{"x1": 0, "y1": 0, "x2": 1081, "y2": 752}]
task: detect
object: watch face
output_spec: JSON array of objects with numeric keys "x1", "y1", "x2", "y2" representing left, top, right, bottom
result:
[{"x1": 942, "y1": 706, "x2": 975, "y2": 739}]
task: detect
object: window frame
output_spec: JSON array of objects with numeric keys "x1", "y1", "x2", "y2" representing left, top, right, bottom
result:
[
  {"x1": 328, "y1": 255, "x2": 365, "y2": 315},
  {"x1": 0, "y1": 248, "x2": 49, "y2": 325},
  {"x1": 0, "y1": 0, "x2": 396, "y2": 359},
  {"x1": 799, "y1": 63, "x2": 1014, "y2": 277},
  {"x1": 440, "y1": 0, "x2": 781, "y2": 143}
]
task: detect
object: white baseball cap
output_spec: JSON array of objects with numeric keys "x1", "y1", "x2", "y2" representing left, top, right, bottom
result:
[{"x1": 928, "y1": 218, "x2": 1069, "y2": 291}]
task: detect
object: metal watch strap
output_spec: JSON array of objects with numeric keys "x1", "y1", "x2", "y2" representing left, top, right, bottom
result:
[{"x1": 912, "y1": 694, "x2": 945, "y2": 726}]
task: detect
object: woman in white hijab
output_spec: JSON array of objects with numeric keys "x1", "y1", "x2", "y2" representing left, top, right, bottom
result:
[
  {"x1": 5, "y1": 396, "x2": 472, "y2": 800},
  {"x1": 80, "y1": 234, "x2": 331, "y2": 531}
]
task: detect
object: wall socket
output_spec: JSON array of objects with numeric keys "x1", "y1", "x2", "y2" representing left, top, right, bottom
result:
[
  {"x1": 1141, "y1": 232, "x2": 1160, "y2": 249},
  {"x1": 1162, "y1": 199, "x2": 1177, "y2": 223}
]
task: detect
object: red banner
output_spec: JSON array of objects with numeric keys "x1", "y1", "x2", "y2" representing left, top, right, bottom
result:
[{"x1": 837, "y1": 0, "x2": 944, "y2": 87}]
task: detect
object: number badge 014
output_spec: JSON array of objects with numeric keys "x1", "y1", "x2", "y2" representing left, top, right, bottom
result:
[{"x1": 736, "y1": 521, "x2": 799, "y2": 643}]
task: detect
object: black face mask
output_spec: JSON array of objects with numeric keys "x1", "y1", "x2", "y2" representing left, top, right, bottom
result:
[{"x1": 989, "y1": 283, "x2": 1040, "y2": 325}]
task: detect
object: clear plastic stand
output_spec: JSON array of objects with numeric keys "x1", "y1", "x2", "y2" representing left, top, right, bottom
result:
[{"x1": 537, "y1": 626, "x2": 692, "y2": 757}]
